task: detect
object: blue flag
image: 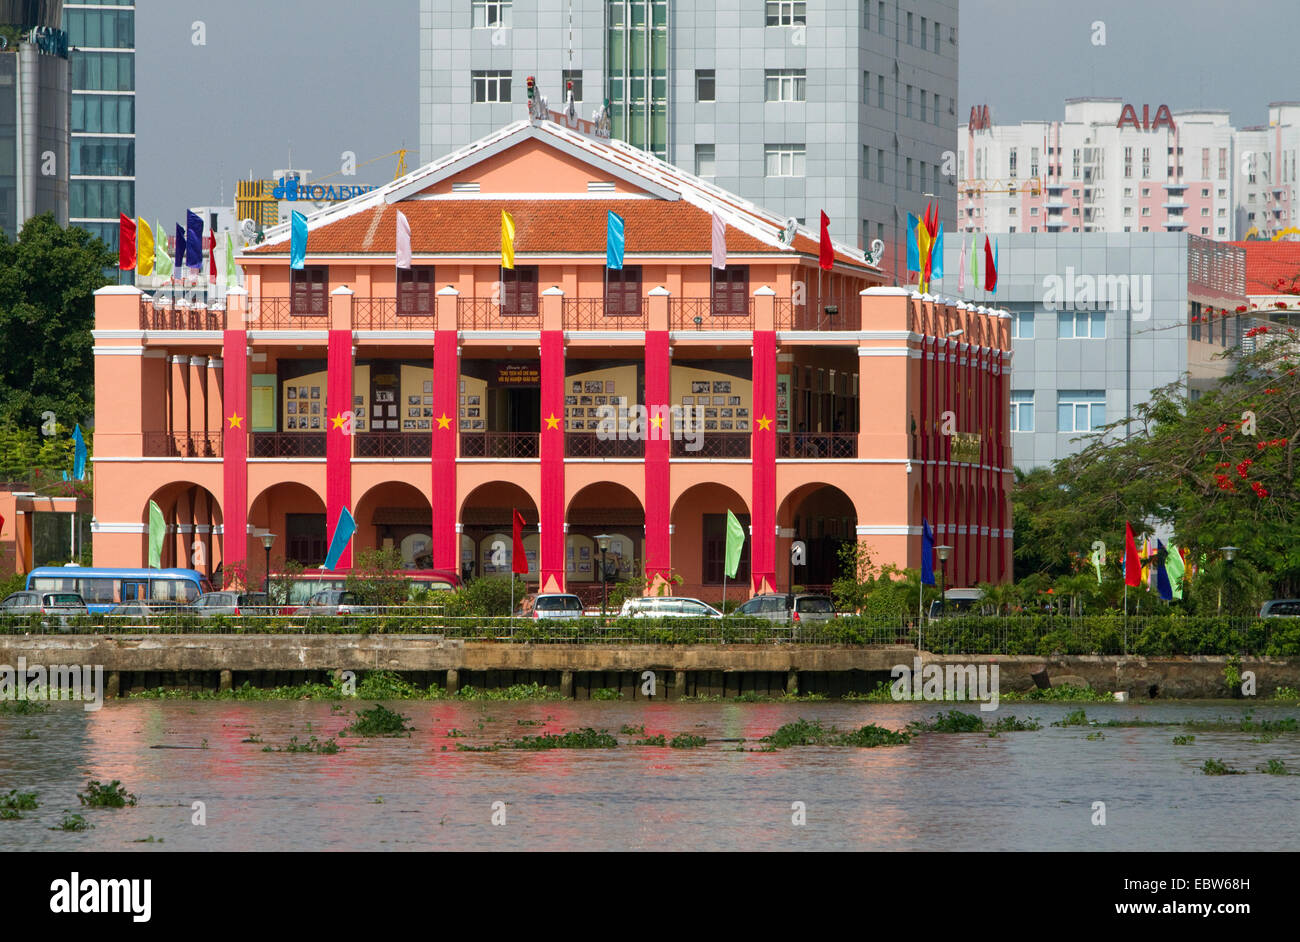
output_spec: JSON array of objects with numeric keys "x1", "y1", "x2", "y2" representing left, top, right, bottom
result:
[
  {"x1": 291, "y1": 211, "x2": 308, "y2": 270},
  {"x1": 906, "y1": 212, "x2": 920, "y2": 273},
  {"x1": 606, "y1": 210, "x2": 625, "y2": 270},
  {"x1": 174, "y1": 224, "x2": 185, "y2": 271},
  {"x1": 921, "y1": 518, "x2": 936, "y2": 586},
  {"x1": 186, "y1": 210, "x2": 203, "y2": 272},
  {"x1": 322, "y1": 507, "x2": 357, "y2": 572},
  {"x1": 991, "y1": 239, "x2": 999, "y2": 295},
  {"x1": 1155, "y1": 540, "x2": 1173, "y2": 601},
  {"x1": 72, "y1": 423, "x2": 86, "y2": 480},
  {"x1": 931, "y1": 223, "x2": 944, "y2": 281}
]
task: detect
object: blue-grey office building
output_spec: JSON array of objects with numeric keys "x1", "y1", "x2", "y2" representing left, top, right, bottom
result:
[
  {"x1": 942, "y1": 232, "x2": 1249, "y2": 470},
  {"x1": 419, "y1": 0, "x2": 958, "y2": 272}
]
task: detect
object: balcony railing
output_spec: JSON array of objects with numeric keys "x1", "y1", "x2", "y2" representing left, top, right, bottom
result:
[
  {"x1": 669, "y1": 298, "x2": 755, "y2": 330},
  {"x1": 250, "y1": 432, "x2": 326, "y2": 458},
  {"x1": 244, "y1": 298, "x2": 329, "y2": 330},
  {"x1": 565, "y1": 433, "x2": 645, "y2": 458},
  {"x1": 778, "y1": 433, "x2": 857, "y2": 459},
  {"x1": 354, "y1": 431, "x2": 431, "y2": 458},
  {"x1": 139, "y1": 298, "x2": 226, "y2": 331},
  {"x1": 671, "y1": 434, "x2": 751, "y2": 458},
  {"x1": 459, "y1": 431, "x2": 539, "y2": 459},
  {"x1": 458, "y1": 297, "x2": 541, "y2": 330},
  {"x1": 353, "y1": 297, "x2": 438, "y2": 330},
  {"x1": 142, "y1": 432, "x2": 223, "y2": 458},
  {"x1": 563, "y1": 298, "x2": 647, "y2": 330},
  {"x1": 774, "y1": 300, "x2": 862, "y2": 331}
]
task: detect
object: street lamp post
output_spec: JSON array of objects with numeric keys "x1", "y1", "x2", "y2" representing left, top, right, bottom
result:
[
  {"x1": 260, "y1": 532, "x2": 276, "y2": 597},
  {"x1": 936, "y1": 545, "x2": 952, "y2": 616},
  {"x1": 1220, "y1": 545, "x2": 1239, "y2": 615},
  {"x1": 595, "y1": 533, "x2": 612, "y2": 619}
]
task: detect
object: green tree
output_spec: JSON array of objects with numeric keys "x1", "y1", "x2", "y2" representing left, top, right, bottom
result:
[{"x1": 345, "y1": 548, "x2": 409, "y2": 607}]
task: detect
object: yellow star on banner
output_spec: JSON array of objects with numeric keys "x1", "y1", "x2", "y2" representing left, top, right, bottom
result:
[
  {"x1": 226, "y1": 412, "x2": 243, "y2": 430},
  {"x1": 756, "y1": 415, "x2": 773, "y2": 431},
  {"x1": 331, "y1": 413, "x2": 348, "y2": 430},
  {"x1": 436, "y1": 414, "x2": 452, "y2": 430},
  {"x1": 650, "y1": 413, "x2": 664, "y2": 429},
  {"x1": 544, "y1": 413, "x2": 560, "y2": 430}
]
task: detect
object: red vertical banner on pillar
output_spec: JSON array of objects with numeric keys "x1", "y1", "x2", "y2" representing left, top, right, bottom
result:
[
  {"x1": 326, "y1": 330, "x2": 353, "y2": 571},
  {"x1": 751, "y1": 330, "x2": 777, "y2": 594},
  {"x1": 540, "y1": 330, "x2": 566, "y2": 592},
  {"x1": 221, "y1": 330, "x2": 248, "y2": 576},
  {"x1": 432, "y1": 331, "x2": 459, "y2": 574},
  {"x1": 644, "y1": 330, "x2": 671, "y2": 585}
]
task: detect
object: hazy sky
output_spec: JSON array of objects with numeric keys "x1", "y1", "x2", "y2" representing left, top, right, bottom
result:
[{"x1": 137, "y1": 0, "x2": 1294, "y2": 223}]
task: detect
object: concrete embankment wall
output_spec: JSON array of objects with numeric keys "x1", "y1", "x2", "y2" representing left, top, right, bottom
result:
[{"x1": 0, "y1": 636, "x2": 1296, "y2": 699}]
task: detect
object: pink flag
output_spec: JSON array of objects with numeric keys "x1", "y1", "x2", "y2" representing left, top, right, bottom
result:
[
  {"x1": 395, "y1": 210, "x2": 412, "y2": 270},
  {"x1": 711, "y1": 211, "x2": 726, "y2": 270},
  {"x1": 957, "y1": 241, "x2": 966, "y2": 294}
]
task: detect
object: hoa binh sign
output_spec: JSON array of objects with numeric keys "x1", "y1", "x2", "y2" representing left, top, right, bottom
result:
[
  {"x1": 1116, "y1": 104, "x2": 1176, "y2": 132},
  {"x1": 272, "y1": 178, "x2": 378, "y2": 202}
]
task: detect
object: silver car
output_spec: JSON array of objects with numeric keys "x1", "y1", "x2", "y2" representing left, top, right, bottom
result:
[
  {"x1": 0, "y1": 591, "x2": 89, "y2": 631},
  {"x1": 620, "y1": 596, "x2": 723, "y2": 619},
  {"x1": 516, "y1": 593, "x2": 584, "y2": 619},
  {"x1": 732, "y1": 594, "x2": 836, "y2": 625},
  {"x1": 292, "y1": 590, "x2": 374, "y2": 616}
]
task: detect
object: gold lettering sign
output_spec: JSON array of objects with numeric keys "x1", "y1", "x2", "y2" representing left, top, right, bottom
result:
[{"x1": 950, "y1": 432, "x2": 981, "y2": 464}]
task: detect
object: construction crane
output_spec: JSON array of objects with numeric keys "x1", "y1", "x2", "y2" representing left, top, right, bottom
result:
[{"x1": 308, "y1": 149, "x2": 410, "y2": 187}]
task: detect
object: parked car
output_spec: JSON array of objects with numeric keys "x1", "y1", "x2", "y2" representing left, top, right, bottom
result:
[
  {"x1": 193, "y1": 591, "x2": 274, "y2": 616},
  {"x1": 732, "y1": 593, "x2": 836, "y2": 625},
  {"x1": 106, "y1": 601, "x2": 157, "y2": 622},
  {"x1": 1260, "y1": 599, "x2": 1300, "y2": 617},
  {"x1": 515, "y1": 593, "x2": 584, "y2": 619},
  {"x1": 292, "y1": 590, "x2": 373, "y2": 617},
  {"x1": 619, "y1": 596, "x2": 724, "y2": 619},
  {"x1": 927, "y1": 587, "x2": 986, "y2": 619},
  {"x1": 0, "y1": 591, "x2": 89, "y2": 631}
]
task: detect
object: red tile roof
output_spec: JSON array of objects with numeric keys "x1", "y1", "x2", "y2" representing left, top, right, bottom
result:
[
  {"x1": 1227, "y1": 240, "x2": 1300, "y2": 295},
  {"x1": 248, "y1": 199, "x2": 868, "y2": 270}
]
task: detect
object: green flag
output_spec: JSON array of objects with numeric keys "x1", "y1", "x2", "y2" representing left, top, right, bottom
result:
[
  {"x1": 154, "y1": 221, "x2": 173, "y2": 277},
  {"x1": 1165, "y1": 544, "x2": 1186, "y2": 600},
  {"x1": 225, "y1": 231, "x2": 239, "y2": 286},
  {"x1": 148, "y1": 499, "x2": 166, "y2": 568},
  {"x1": 969, "y1": 235, "x2": 978, "y2": 286},
  {"x1": 1089, "y1": 545, "x2": 1103, "y2": 584},
  {"x1": 724, "y1": 510, "x2": 745, "y2": 579}
]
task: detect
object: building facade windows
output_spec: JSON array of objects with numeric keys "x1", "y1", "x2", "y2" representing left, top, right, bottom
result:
[
  {"x1": 1058, "y1": 310, "x2": 1106, "y2": 339},
  {"x1": 1010, "y1": 391, "x2": 1034, "y2": 431},
  {"x1": 764, "y1": 145, "x2": 805, "y2": 177},
  {"x1": 471, "y1": 70, "x2": 512, "y2": 103},
  {"x1": 695, "y1": 144, "x2": 715, "y2": 177},
  {"x1": 765, "y1": 1, "x2": 806, "y2": 26},
  {"x1": 1012, "y1": 310, "x2": 1034, "y2": 339},
  {"x1": 764, "y1": 69, "x2": 806, "y2": 103},
  {"x1": 695, "y1": 69, "x2": 715, "y2": 102},
  {"x1": 1057, "y1": 391, "x2": 1106, "y2": 433},
  {"x1": 472, "y1": 0, "x2": 512, "y2": 28}
]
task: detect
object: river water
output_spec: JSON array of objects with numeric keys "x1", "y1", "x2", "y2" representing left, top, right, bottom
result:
[{"x1": 2, "y1": 699, "x2": 1297, "y2": 851}]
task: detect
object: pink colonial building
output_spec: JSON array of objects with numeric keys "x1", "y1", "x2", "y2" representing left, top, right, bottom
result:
[{"x1": 90, "y1": 113, "x2": 1013, "y2": 600}]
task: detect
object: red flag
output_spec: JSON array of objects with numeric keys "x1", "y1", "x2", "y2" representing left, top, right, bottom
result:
[
  {"x1": 818, "y1": 211, "x2": 833, "y2": 271},
  {"x1": 983, "y1": 235, "x2": 998, "y2": 292},
  {"x1": 924, "y1": 202, "x2": 938, "y2": 239},
  {"x1": 511, "y1": 509, "x2": 528, "y2": 575},
  {"x1": 118, "y1": 214, "x2": 136, "y2": 270},
  {"x1": 207, "y1": 229, "x2": 217, "y2": 281},
  {"x1": 1124, "y1": 522, "x2": 1142, "y2": 587}
]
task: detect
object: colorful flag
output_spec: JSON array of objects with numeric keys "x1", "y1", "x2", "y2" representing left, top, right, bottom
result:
[
  {"x1": 917, "y1": 221, "x2": 932, "y2": 292},
  {"x1": 711, "y1": 211, "x2": 727, "y2": 270},
  {"x1": 818, "y1": 210, "x2": 833, "y2": 271},
  {"x1": 724, "y1": 510, "x2": 745, "y2": 580},
  {"x1": 154, "y1": 220, "x2": 173, "y2": 277},
  {"x1": 72, "y1": 424, "x2": 86, "y2": 481},
  {"x1": 395, "y1": 210, "x2": 412, "y2": 270},
  {"x1": 992, "y1": 239, "x2": 999, "y2": 295},
  {"x1": 921, "y1": 518, "x2": 936, "y2": 586},
  {"x1": 969, "y1": 235, "x2": 978, "y2": 287},
  {"x1": 983, "y1": 236, "x2": 997, "y2": 292},
  {"x1": 906, "y1": 212, "x2": 920, "y2": 273},
  {"x1": 186, "y1": 211, "x2": 203, "y2": 273},
  {"x1": 148, "y1": 499, "x2": 165, "y2": 568},
  {"x1": 118, "y1": 214, "x2": 136, "y2": 271},
  {"x1": 1165, "y1": 543, "x2": 1186, "y2": 600},
  {"x1": 1124, "y1": 522, "x2": 1142, "y2": 587},
  {"x1": 1090, "y1": 543, "x2": 1103, "y2": 584},
  {"x1": 224, "y1": 231, "x2": 239, "y2": 286},
  {"x1": 606, "y1": 210, "x2": 625, "y2": 270},
  {"x1": 322, "y1": 507, "x2": 357, "y2": 571},
  {"x1": 1155, "y1": 540, "x2": 1174, "y2": 600},
  {"x1": 174, "y1": 224, "x2": 186, "y2": 273},
  {"x1": 290, "y1": 211, "x2": 308, "y2": 270},
  {"x1": 511, "y1": 509, "x2": 528, "y2": 575},
  {"x1": 500, "y1": 210, "x2": 516, "y2": 270},
  {"x1": 207, "y1": 229, "x2": 217, "y2": 282},
  {"x1": 136, "y1": 218, "x2": 154, "y2": 277},
  {"x1": 931, "y1": 223, "x2": 944, "y2": 282},
  {"x1": 957, "y1": 238, "x2": 966, "y2": 293}
]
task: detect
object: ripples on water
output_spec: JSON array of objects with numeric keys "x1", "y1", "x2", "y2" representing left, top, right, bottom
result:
[{"x1": 1, "y1": 700, "x2": 1297, "y2": 851}]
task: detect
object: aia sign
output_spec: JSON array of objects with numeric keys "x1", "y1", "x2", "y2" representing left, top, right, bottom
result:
[
  {"x1": 1117, "y1": 104, "x2": 1176, "y2": 132},
  {"x1": 969, "y1": 104, "x2": 991, "y2": 131}
]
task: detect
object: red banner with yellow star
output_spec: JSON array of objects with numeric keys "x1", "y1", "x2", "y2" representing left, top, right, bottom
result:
[
  {"x1": 751, "y1": 330, "x2": 777, "y2": 593},
  {"x1": 431, "y1": 332, "x2": 459, "y2": 574},
  {"x1": 221, "y1": 329, "x2": 248, "y2": 577},
  {"x1": 644, "y1": 330, "x2": 671, "y2": 586},
  {"x1": 539, "y1": 330, "x2": 566, "y2": 592},
  {"x1": 326, "y1": 329, "x2": 353, "y2": 571}
]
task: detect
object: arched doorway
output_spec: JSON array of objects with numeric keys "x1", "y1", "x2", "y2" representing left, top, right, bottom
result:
[
  {"x1": 459, "y1": 481, "x2": 539, "y2": 584},
  {"x1": 566, "y1": 482, "x2": 645, "y2": 606},
  {"x1": 670, "y1": 482, "x2": 750, "y2": 604},
  {"x1": 143, "y1": 482, "x2": 223, "y2": 579},
  {"x1": 249, "y1": 482, "x2": 327, "y2": 568},
  {"x1": 777, "y1": 483, "x2": 858, "y2": 591},
  {"x1": 354, "y1": 482, "x2": 434, "y2": 569}
]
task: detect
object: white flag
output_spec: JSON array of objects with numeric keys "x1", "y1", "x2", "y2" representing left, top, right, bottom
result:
[{"x1": 396, "y1": 210, "x2": 412, "y2": 270}]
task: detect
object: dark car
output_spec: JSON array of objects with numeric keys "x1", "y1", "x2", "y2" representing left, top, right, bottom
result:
[
  {"x1": 193, "y1": 591, "x2": 274, "y2": 616},
  {"x1": 732, "y1": 593, "x2": 836, "y2": 625},
  {"x1": 1260, "y1": 599, "x2": 1300, "y2": 617}
]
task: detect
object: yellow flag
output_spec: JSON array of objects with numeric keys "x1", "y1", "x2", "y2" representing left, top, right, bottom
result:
[
  {"x1": 916, "y1": 220, "x2": 931, "y2": 292},
  {"x1": 500, "y1": 210, "x2": 516, "y2": 270},
  {"x1": 137, "y1": 218, "x2": 155, "y2": 276}
]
